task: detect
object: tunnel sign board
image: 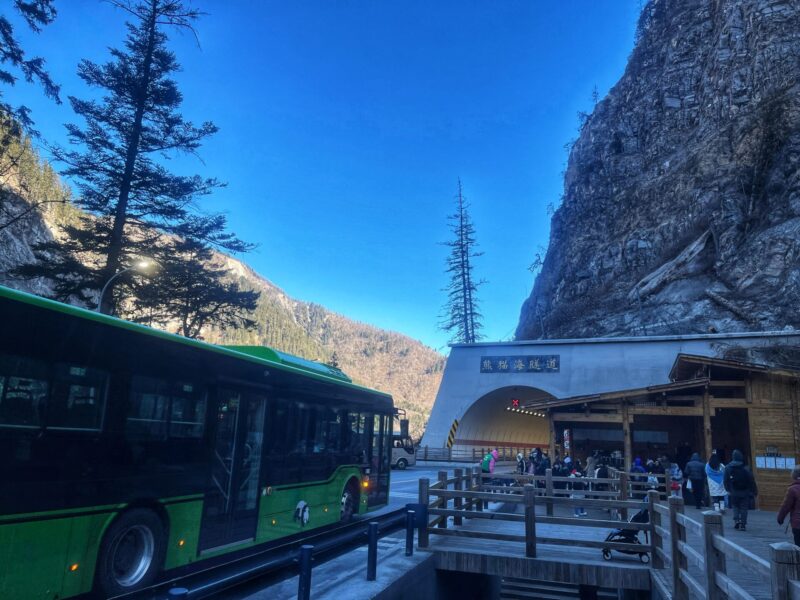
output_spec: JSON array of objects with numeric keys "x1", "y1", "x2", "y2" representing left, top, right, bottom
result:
[{"x1": 480, "y1": 355, "x2": 560, "y2": 373}]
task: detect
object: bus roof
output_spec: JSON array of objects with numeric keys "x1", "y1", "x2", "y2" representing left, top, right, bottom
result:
[{"x1": 0, "y1": 284, "x2": 390, "y2": 399}]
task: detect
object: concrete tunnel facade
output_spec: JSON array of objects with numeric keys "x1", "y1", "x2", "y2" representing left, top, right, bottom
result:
[{"x1": 421, "y1": 330, "x2": 800, "y2": 452}]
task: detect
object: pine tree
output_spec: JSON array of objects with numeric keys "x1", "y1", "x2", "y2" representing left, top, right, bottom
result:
[
  {"x1": 124, "y1": 216, "x2": 259, "y2": 339},
  {"x1": 0, "y1": 1, "x2": 61, "y2": 231},
  {"x1": 440, "y1": 178, "x2": 484, "y2": 344},
  {"x1": 0, "y1": 0, "x2": 60, "y2": 137},
  {"x1": 18, "y1": 0, "x2": 257, "y2": 329}
]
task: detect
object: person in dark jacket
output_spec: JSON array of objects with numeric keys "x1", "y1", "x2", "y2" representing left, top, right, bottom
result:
[
  {"x1": 723, "y1": 449, "x2": 758, "y2": 531},
  {"x1": 777, "y1": 467, "x2": 800, "y2": 546},
  {"x1": 685, "y1": 452, "x2": 706, "y2": 509}
]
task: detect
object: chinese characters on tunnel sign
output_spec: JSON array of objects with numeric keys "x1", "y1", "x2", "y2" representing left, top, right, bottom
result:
[{"x1": 480, "y1": 355, "x2": 560, "y2": 373}]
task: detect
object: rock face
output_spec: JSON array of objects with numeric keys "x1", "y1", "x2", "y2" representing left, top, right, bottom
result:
[{"x1": 517, "y1": 0, "x2": 800, "y2": 340}]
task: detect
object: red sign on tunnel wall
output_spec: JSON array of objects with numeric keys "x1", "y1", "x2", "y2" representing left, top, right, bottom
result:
[{"x1": 511, "y1": 398, "x2": 520, "y2": 408}]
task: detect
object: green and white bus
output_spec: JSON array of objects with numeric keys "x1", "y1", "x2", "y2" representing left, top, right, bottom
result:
[{"x1": 0, "y1": 285, "x2": 394, "y2": 599}]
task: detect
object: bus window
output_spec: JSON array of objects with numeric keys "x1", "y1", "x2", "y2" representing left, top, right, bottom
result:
[
  {"x1": 169, "y1": 383, "x2": 206, "y2": 439},
  {"x1": 0, "y1": 355, "x2": 49, "y2": 428},
  {"x1": 48, "y1": 364, "x2": 108, "y2": 431},
  {"x1": 313, "y1": 406, "x2": 342, "y2": 454},
  {"x1": 126, "y1": 376, "x2": 170, "y2": 439},
  {"x1": 126, "y1": 376, "x2": 206, "y2": 440}
]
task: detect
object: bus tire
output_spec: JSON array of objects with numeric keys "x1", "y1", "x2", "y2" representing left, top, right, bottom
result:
[
  {"x1": 340, "y1": 479, "x2": 359, "y2": 523},
  {"x1": 94, "y1": 508, "x2": 166, "y2": 597},
  {"x1": 396, "y1": 458, "x2": 408, "y2": 470}
]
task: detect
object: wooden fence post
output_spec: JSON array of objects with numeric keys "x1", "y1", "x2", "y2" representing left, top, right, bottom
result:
[
  {"x1": 418, "y1": 478, "x2": 429, "y2": 548},
  {"x1": 619, "y1": 472, "x2": 629, "y2": 521},
  {"x1": 702, "y1": 511, "x2": 725, "y2": 600},
  {"x1": 473, "y1": 467, "x2": 483, "y2": 512},
  {"x1": 669, "y1": 495, "x2": 689, "y2": 600},
  {"x1": 454, "y1": 468, "x2": 463, "y2": 526},
  {"x1": 648, "y1": 490, "x2": 662, "y2": 569},
  {"x1": 424, "y1": 445, "x2": 428, "y2": 460},
  {"x1": 770, "y1": 542, "x2": 800, "y2": 600},
  {"x1": 438, "y1": 471, "x2": 448, "y2": 529},
  {"x1": 545, "y1": 468, "x2": 554, "y2": 516},
  {"x1": 524, "y1": 484, "x2": 537, "y2": 558}
]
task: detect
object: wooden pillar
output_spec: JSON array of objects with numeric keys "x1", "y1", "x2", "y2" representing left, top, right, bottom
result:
[
  {"x1": 770, "y1": 542, "x2": 800, "y2": 600},
  {"x1": 418, "y1": 478, "x2": 429, "y2": 548},
  {"x1": 648, "y1": 490, "x2": 663, "y2": 569},
  {"x1": 702, "y1": 510, "x2": 726, "y2": 600},
  {"x1": 453, "y1": 468, "x2": 463, "y2": 526},
  {"x1": 669, "y1": 496, "x2": 689, "y2": 600},
  {"x1": 622, "y1": 400, "x2": 632, "y2": 472},
  {"x1": 619, "y1": 471, "x2": 629, "y2": 521},
  {"x1": 548, "y1": 410, "x2": 557, "y2": 461},
  {"x1": 703, "y1": 386, "x2": 712, "y2": 462},
  {"x1": 437, "y1": 471, "x2": 448, "y2": 529},
  {"x1": 524, "y1": 484, "x2": 537, "y2": 558},
  {"x1": 473, "y1": 466, "x2": 483, "y2": 512},
  {"x1": 545, "y1": 468, "x2": 554, "y2": 516}
]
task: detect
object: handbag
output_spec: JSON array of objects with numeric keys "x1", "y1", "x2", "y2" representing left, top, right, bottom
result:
[{"x1": 686, "y1": 479, "x2": 692, "y2": 491}]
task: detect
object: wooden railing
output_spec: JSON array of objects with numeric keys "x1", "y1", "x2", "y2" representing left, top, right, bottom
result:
[
  {"x1": 417, "y1": 467, "x2": 652, "y2": 560},
  {"x1": 418, "y1": 468, "x2": 800, "y2": 600},
  {"x1": 648, "y1": 494, "x2": 800, "y2": 600},
  {"x1": 415, "y1": 446, "x2": 538, "y2": 463}
]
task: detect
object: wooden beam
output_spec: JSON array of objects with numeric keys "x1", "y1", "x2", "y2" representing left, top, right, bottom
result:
[
  {"x1": 709, "y1": 380, "x2": 746, "y2": 387},
  {"x1": 551, "y1": 412, "x2": 623, "y2": 423},
  {"x1": 710, "y1": 399, "x2": 750, "y2": 409},
  {"x1": 703, "y1": 387, "x2": 712, "y2": 460},
  {"x1": 622, "y1": 401, "x2": 631, "y2": 472},
  {"x1": 628, "y1": 406, "x2": 704, "y2": 416}
]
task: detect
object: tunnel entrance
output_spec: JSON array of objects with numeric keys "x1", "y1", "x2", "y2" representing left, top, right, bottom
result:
[{"x1": 453, "y1": 386, "x2": 554, "y2": 452}]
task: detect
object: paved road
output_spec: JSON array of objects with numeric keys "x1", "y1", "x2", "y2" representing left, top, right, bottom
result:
[{"x1": 385, "y1": 466, "x2": 443, "y2": 509}]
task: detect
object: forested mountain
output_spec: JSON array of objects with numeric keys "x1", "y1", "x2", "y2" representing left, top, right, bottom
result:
[
  {"x1": 517, "y1": 0, "x2": 800, "y2": 340},
  {"x1": 0, "y1": 137, "x2": 443, "y2": 439}
]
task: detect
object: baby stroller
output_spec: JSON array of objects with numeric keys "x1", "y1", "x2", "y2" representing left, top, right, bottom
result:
[{"x1": 601, "y1": 507, "x2": 650, "y2": 563}]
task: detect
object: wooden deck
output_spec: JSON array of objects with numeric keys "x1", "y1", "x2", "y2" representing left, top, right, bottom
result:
[
  {"x1": 428, "y1": 500, "x2": 652, "y2": 590},
  {"x1": 417, "y1": 469, "x2": 800, "y2": 599}
]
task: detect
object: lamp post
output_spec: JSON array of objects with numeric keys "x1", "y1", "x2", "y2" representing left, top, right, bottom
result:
[{"x1": 96, "y1": 259, "x2": 156, "y2": 313}]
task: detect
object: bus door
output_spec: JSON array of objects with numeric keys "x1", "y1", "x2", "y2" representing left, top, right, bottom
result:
[
  {"x1": 368, "y1": 414, "x2": 391, "y2": 506},
  {"x1": 199, "y1": 387, "x2": 267, "y2": 552}
]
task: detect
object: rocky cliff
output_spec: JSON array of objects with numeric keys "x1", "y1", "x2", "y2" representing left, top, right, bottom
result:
[
  {"x1": 0, "y1": 144, "x2": 443, "y2": 439},
  {"x1": 517, "y1": 0, "x2": 800, "y2": 340}
]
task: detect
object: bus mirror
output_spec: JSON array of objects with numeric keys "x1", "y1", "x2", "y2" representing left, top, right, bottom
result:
[{"x1": 400, "y1": 419, "x2": 409, "y2": 439}]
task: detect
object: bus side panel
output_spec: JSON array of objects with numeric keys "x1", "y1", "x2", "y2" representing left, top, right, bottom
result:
[
  {"x1": 0, "y1": 518, "x2": 73, "y2": 599},
  {"x1": 164, "y1": 499, "x2": 204, "y2": 569},
  {"x1": 255, "y1": 466, "x2": 362, "y2": 541}
]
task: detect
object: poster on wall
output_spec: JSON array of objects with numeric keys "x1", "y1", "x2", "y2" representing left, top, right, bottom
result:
[
  {"x1": 756, "y1": 456, "x2": 766, "y2": 469},
  {"x1": 777, "y1": 457, "x2": 787, "y2": 470},
  {"x1": 766, "y1": 456, "x2": 777, "y2": 469},
  {"x1": 563, "y1": 428, "x2": 571, "y2": 451},
  {"x1": 787, "y1": 457, "x2": 797, "y2": 470}
]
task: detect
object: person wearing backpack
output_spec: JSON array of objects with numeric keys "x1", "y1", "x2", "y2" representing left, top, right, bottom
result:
[
  {"x1": 777, "y1": 467, "x2": 800, "y2": 546},
  {"x1": 482, "y1": 449, "x2": 498, "y2": 475},
  {"x1": 724, "y1": 449, "x2": 758, "y2": 531}
]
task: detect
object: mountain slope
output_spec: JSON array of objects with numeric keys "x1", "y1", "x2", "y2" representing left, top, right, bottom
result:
[
  {"x1": 0, "y1": 142, "x2": 443, "y2": 439},
  {"x1": 517, "y1": 0, "x2": 800, "y2": 340}
]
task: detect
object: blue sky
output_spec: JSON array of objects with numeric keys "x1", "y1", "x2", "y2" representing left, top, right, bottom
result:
[{"x1": 12, "y1": 1, "x2": 641, "y2": 353}]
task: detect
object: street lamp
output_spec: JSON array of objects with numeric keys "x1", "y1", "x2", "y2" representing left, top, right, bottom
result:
[{"x1": 96, "y1": 259, "x2": 157, "y2": 313}]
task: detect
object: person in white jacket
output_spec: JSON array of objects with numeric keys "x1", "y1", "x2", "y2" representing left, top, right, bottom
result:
[{"x1": 705, "y1": 452, "x2": 727, "y2": 512}]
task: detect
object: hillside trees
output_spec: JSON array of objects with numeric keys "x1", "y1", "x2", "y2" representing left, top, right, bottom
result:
[
  {"x1": 18, "y1": 0, "x2": 258, "y2": 337},
  {"x1": 440, "y1": 178, "x2": 484, "y2": 344}
]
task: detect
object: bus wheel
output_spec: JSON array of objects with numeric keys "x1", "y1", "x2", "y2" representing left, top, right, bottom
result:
[
  {"x1": 95, "y1": 509, "x2": 166, "y2": 597},
  {"x1": 396, "y1": 458, "x2": 408, "y2": 470},
  {"x1": 341, "y1": 480, "x2": 359, "y2": 522}
]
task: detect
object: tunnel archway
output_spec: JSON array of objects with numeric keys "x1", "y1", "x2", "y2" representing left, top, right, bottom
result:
[{"x1": 453, "y1": 386, "x2": 556, "y2": 451}]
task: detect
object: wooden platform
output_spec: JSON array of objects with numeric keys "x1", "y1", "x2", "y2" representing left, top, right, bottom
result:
[
  {"x1": 426, "y1": 500, "x2": 652, "y2": 591},
  {"x1": 425, "y1": 499, "x2": 799, "y2": 598}
]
